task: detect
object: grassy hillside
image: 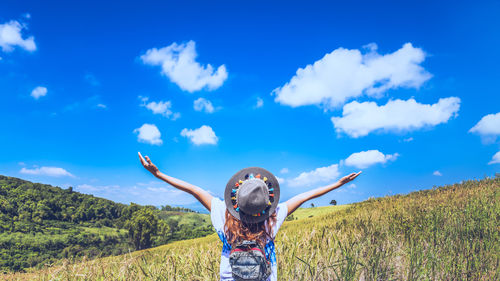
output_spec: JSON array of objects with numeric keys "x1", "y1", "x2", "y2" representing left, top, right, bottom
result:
[
  {"x1": 158, "y1": 211, "x2": 210, "y2": 228},
  {"x1": 289, "y1": 204, "x2": 350, "y2": 220},
  {"x1": 4, "y1": 177, "x2": 499, "y2": 280}
]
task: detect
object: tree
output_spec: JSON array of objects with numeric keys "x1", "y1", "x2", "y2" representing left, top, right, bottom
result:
[
  {"x1": 126, "y1": 208, "x2": 159, "y2": 250},
  {"x1": 166, "y1": 218, "x2": 179, "y2": 237},
  {"x1": 153, "y1": 220, "x2": 171, "y2": 246},
  {"x1": 330, "y1": 200, "x2": 337, "y2": 206}
]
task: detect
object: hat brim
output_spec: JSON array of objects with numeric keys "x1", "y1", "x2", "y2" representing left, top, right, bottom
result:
[{"x1": 224, "y1": 167, "x2": 280, "y2": 224}]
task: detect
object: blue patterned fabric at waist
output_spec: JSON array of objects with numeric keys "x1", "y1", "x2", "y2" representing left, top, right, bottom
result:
[{"x1": 217, "y1": 231, "x2": 276, "y2": 265}]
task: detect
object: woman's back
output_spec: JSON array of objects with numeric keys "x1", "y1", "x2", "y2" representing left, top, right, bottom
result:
[{"x1": 210, "y1": 197, "x2": 288, "y2": 281}]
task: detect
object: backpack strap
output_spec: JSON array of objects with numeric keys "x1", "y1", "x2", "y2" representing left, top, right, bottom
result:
[{"x1": 231, "y1": 246, "x2": 266, "y2": 257}]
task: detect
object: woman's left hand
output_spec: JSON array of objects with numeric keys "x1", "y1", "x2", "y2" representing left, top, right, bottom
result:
[
  {"x1": 339, "y1": 171, "x2": 362, "y2": 185},
  {"x1": 138, "y1": 152, "x2": 160, "y2": 177}
]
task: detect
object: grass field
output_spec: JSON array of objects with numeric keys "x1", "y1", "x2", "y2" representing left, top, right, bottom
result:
[
  {"x1": 290, "y1": 205, "x2": 350, "y2": 220},
  {"x1": 157, "y1": 211, "x2": 211, "y2": 228},
  {"x1": 3, "y1": 177, "x2": 499, "y2": 280}
]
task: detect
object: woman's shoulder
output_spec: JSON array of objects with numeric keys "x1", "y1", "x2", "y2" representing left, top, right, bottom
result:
[
  {"x1": 211, "y1": 197, "x2": 226, "y2": 211},
  {"x1": 275, "y1": 202, "x2": 288, "y2": 218},
  {"x1": 210, "y1": 197, "x2": 227, "y2": 231}
]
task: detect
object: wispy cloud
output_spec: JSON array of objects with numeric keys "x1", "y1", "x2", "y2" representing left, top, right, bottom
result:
[
  {"x1": 276, "y1": 176, "x2": 285, "y2": 184},
  {"x1": 273, "y1": 43, "x2": 431, "y2": 109},
  {"x1": 433, "y1": 170, "x2": 442, "y2": 176},
  {"x1": 75, "y1": 182, "x2": 197, "y2": 206},
  {"x1": 140, "y1": 96, "x2": 180, "y2": 120},
  {"x1": 134, "y1": 123, "x2": 163, "y2": 145},
  {"x1": 331, "y1": 97, "x2": 460, "y2": 138},
  {"x1": 20, "y1": 166, "x2": 74, "y2": 177},
  {"x1": 255, "y1": 97, "x2": 264, "y2": 108},
  {"x1": 141, "y1": 40, "x2": 227, "y2": 92},
  {"x1": 488, "y1": 151, "x2": 500, "y2": 165},
  {"x1": 193, "y1": 97, "x2": 215, "y2": 113},
  {"x1": 180, "y1": 125, "x2": 218, "y2": 145},
  {"x1": 84, "y1": 73, "x2": 100, "y2": 87},
  {"x1": 0, "y1": 20, "x2": 36, "y2": 53}
]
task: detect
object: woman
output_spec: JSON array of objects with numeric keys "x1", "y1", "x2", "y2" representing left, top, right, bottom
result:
[{"x1": 138, "y1": 152, "x2": 361, "y2": 281}]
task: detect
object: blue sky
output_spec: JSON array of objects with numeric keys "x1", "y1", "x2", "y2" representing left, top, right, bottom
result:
[{"x1": 1, "y1": 0, "x2": 499, "y2": 212}]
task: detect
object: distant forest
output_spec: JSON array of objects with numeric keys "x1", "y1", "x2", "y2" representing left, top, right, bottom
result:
[{"x1": 0, "y1": 175, "x2": 213, "y2": 272}]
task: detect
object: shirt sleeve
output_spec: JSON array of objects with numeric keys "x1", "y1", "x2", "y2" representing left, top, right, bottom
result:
[
  {"x1": 210, "y1": 197, "x2": 226, "y2": 232},
  {"x1": 272, "y1": 202, "x2": 289, "y2": 237}
]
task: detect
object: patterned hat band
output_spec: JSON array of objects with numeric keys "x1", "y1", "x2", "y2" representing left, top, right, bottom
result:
[
  {"x1": 230, "y1": 173, "x2": 275, "y2": 217},
  {"x1": 225, "y1": 167, "x2": 280, "y2": 223}
]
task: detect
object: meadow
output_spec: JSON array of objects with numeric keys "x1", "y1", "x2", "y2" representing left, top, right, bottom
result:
[{"x1": 3, "y1": 177, "x2": 499, "y2": 280}]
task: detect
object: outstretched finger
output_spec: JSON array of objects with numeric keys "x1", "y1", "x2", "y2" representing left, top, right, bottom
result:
[
  {"x1": 138, "y1": 152, "x2": 147, "y2": 165},
  {"x1": 145, "y1": 155, "x2": 153, "y2": 165},
  {"x1": 351, "y1": 171, "x2": 362, "y2": 179}
]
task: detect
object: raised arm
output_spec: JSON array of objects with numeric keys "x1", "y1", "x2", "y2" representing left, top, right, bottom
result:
[
  {"x1": 285, "y1": 171, "x2": 361, "y2": 216},
  {"x1": 138, "y1": 152, "x2": 213, "y2": 211}
]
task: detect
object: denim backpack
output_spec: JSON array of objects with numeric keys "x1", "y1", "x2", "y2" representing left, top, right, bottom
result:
[{"x1": 229, "y1": 240, "x2": 271, "y2": 281}]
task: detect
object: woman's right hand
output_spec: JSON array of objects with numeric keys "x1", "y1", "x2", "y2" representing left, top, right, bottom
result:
[
  {"x1": 138, "y1": 152, "x2": 160, "y2": 177},
  {"x1": 338, "y1": 171, "x2": 362, "y2": 185}
]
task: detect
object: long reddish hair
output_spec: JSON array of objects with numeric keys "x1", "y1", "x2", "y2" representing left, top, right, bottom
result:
[{"x1": 224, "y1": 210, "x2": 277, "y2": 247}]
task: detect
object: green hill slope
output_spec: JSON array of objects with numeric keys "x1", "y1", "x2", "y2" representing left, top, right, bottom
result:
[
  {"x1": 6, "y1": 177, "x2": 499, "y2": 280},
  {"x1": 0, "y1": 175, "x2": 212, "y2": 272}
]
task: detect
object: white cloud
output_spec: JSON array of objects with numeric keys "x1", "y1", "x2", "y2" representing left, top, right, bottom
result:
[
  {"x1": 344, "y1": 150, "x2": 399, "y2": 169},
  {"x1": 273, "y1": 43, "x2": 431, "y2": 108},
  {"x1": 334, "y1": 182, "x2": 361, "y2": 194},
  {"x1": 403, "y1": 137, "x2": 414, "y2": 142},
  {"x1": 280, "y1": 168, "x2": 289, "y2": 174},
  {"x1": 469, "y1": 112, "x2": 500, "y2": 142},
  {"x1": 288, "y1": 164, "x2": 340, "y2": 187},
  {"x1": 96, "y1": 103, "x2": 107, "y2": 109},
  {"x1": 489, "y1": 151, "x2": 500, "y2": 165},
  {"x1": 141, "y1": 40, "x2": 227, "y2": 92},
  {"x1": 433, "y1": 170, "x2": 442, "y2": 176},
  {"x1": 0, "y1": 20, "x2": 36, "y2": 52},
  {"x1": 140, "y1": 96, "x2": 180, "y2": 120},
  {"x1": 20, "y1": 166, "x2": 74, "y2": 177},
  {"x1": 31, "y1": 86, "x2": 47, "y2": 99},
  {"x1": 255, "y1": 97, "x2": 264, "y2": 108},
  {"x1": 76, "y1": 184, "x2": 102, "y2": 192},
  {"x1": 331, "y1": 97, "x2": 460, "y2": 138},
  {"x1": 134, "y1": 123, "x2": 163, "y2": 145},
  {"x1": 180, "y1": 125, "x2": 218, "y2": 145},
  {"x1": 75, "y1": 182, "x2": 197, "y2": 206},
  {"x1": 275, "y1": 176, "x2": 285, "y2": 184},
  {"x1": 193, "y1": 97, "x2": 215, "y2": 113}
]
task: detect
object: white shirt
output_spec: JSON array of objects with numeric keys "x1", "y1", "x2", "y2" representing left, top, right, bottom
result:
[{"x1": 210, "y1": 197, "x2": 288, "y2": 281}]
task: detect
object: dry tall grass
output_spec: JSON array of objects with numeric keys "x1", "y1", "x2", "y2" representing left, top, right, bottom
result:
[{"x1": 3, "y1": 177, "x2": 499, "y2": 280}]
